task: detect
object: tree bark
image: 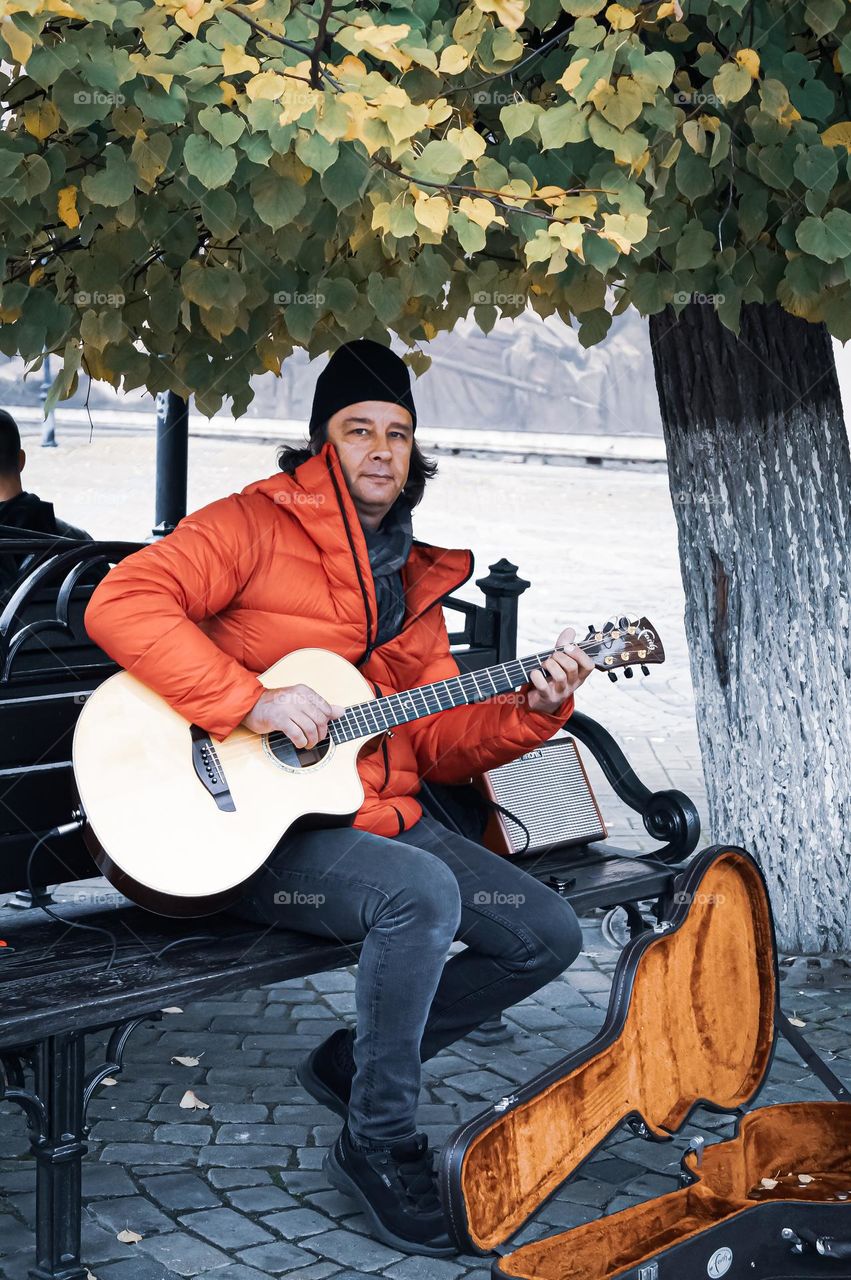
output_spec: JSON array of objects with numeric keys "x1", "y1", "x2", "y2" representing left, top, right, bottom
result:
[{"x1": 648, "y1": 301, "x2": 851, "y2": 953}]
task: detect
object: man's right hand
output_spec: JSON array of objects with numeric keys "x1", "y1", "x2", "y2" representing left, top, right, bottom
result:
[{"x1": 241, "y1": 685, "x2": 345, "y2": 748}]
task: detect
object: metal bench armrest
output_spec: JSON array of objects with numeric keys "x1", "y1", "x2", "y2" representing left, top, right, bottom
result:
[{"x1": 566, "y1": 709, "x2": 701, "y2": 864}]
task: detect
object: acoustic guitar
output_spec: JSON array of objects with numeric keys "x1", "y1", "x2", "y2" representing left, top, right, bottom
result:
[{"x1": 71, "y1": 617, "x2": 664, "y2": 918}]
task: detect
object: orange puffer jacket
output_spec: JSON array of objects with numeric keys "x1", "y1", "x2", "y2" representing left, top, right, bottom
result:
[{"x1": 84, "y1": 441, "x2": 574, "y2": 837}]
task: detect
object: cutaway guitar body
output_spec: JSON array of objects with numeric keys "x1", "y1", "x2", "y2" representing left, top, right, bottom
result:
[{"x1": 73, "y1": 649, "x2": 376, "y2": 917}]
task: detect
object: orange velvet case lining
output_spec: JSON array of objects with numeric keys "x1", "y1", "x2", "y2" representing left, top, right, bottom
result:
[{"x1": 442, "y1": 848, "x2": 851, "y2": 1276}]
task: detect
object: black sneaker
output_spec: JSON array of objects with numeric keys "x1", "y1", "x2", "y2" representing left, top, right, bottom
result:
[
  {"x1": 323, "y1": 1123, "x2": 456, "y2": 1256},
  {"x1": 296, "y1": 1028, "x2": 355, "y2": 1119}
]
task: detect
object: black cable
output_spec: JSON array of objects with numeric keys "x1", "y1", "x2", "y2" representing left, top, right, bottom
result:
[
  {"x1": 26, "y1": 821, "x2": 219, "y2": 972},
  {"x1": 422, "y1": 782, "x2": 531, "y2": 856}
]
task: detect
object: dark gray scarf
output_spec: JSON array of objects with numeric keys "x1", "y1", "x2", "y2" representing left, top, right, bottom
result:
[{"x1": 363, "y1": 494, "x2": 414, "y2": 647}]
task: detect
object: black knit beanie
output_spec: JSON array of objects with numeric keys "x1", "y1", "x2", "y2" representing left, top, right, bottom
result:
[{"x1": 308, "y1": 339, "x2": 417, "y2": 435}]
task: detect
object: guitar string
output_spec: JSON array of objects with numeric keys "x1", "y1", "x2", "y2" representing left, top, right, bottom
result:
[{"x1": 207, "y1": 628, "x2": 657, "y2": 763}]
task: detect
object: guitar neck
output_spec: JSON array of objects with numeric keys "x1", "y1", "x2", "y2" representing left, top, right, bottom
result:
[{"x1": 329, "y1": 644, "x2": 582, "y2": 744}]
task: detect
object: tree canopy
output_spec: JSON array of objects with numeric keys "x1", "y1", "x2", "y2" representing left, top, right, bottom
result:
[{"x1": 0, "y1": 0, "x2": 849, "y2": 416}]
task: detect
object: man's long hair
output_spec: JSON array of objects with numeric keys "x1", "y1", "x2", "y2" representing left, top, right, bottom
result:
[{"x1": 277, "y1": 419, "x2": 438, "y2": 508}]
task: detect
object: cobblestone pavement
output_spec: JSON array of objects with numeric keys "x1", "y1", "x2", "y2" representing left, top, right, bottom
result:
[{"x1": 2, "y1": 439, "x2": 848, "y2": 1278}]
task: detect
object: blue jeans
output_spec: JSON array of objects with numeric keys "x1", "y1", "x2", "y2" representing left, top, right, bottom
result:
[{"x1": 226, "y1": 810, "x2": 582, "y2": 1149}]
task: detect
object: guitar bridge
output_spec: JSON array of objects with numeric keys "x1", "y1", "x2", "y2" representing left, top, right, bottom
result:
[{"x1": 190, "y1": 725, "x2": 236, "y2": 812}]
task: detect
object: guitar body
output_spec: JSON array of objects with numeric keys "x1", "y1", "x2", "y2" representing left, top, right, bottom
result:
[{"x1": 72, "y1": 648, "x2": 378, "y2": 918}]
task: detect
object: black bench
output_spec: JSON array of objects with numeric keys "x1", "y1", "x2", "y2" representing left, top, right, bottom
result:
[{"x1": 0, "y1": 538, "x2": 700, "y2": 1280}]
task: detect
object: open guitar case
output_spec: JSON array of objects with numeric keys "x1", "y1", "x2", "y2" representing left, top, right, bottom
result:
[{"x1": 436, "y1": 845, "x2": 851, "y2": 1279}]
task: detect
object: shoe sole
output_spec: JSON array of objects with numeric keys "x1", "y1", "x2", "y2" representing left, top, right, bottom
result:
[
  {"x1": 323, "y1": 1145, "x2": 457, "y2": 1257},
  {"x1": 295, "y1": 1056, "x2": 349, "y2": 1120}
]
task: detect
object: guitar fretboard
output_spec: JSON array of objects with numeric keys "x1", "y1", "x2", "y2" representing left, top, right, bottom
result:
[{"x1": 327, "y1": 647, "x2": 577, "y2": 744}]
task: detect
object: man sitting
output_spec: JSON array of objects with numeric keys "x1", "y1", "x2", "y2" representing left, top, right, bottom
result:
[{"x1": 84, "y1": 340, "x2": 594, "y2": 1257}]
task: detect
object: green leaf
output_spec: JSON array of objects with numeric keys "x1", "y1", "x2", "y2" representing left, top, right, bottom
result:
[
  {"x1": 183, "y1": 134, "x2": 238, "y2": 189},
  {"x1": 80, "y1": 147, "x2": 135, "y2": 206},
  {"x1": 795, "y1": 209, "x2": 851, "y2": 263},
  {"x1": 250, "y1": 173, "x2": 307, "y2": 231},
  {"x1": 539, "y1": 101, "x2": 590, "y2": 148},
  {"x1": 804, "y1": 0, "x2": 844, "y2": 37},
  {"x1": 675, "y1": 220, "x2": 716, "y2": 270},
  {"x1": 713, "y1": 61, "x2": 753, "y2": 105},
  {"x1": 577, "y1": 306, "x2": 611, "y2": 347},
  {"x1": 500, "y1": 101, "x2": 538, "y2": 141},
  {"x1": 320, "y1": 143, "x2": 370, "y2": 212},
  {"x1": 197, "y1": 106, "x2": 245, "y2": 148},
  {"x1": 675, "y1": 151, "x2": 715, "y2": 201}
]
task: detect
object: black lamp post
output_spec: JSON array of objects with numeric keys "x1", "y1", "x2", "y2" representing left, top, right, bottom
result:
[{"x1": 152, "y1": 391, "x2": 189, "y2": 538}]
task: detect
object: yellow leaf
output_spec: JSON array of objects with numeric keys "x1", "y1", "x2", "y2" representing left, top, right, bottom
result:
[
  {"x1": 222, "y1": 43, "x2": 260, "y2": 77},
  {"x1": 219, "y1": 80, "x2": 237, "y2": 106},
  {"x1": 438, "y1": 44, "x2": 470, "y2": 74},
  {"x1": 587, "y1": 78, "x2": 613, "y2": 110},
  {"x1": 630, "y1": 148, "x2": 650, "y2": 176},
  {"x1": 698, "y1": 114, "x2": 720, "y2": 132},
  {"x1": 23, "y1": 99, "x2": 60, "y2": 140},
  {"x1": 459, "y1": 195, "x2": 500, "y2": 228},
  {"x1": 351, "y1": 22, "x2": 410, "y2": 55},
  {"x1": 474, "y1": 0, "x2": 526, "y2": 31},
  {"x1": 29, "y1": 266, "x2": 44, "y2": 285},
  {"x1": 414, "y1": 192, "x2": 450, "y2": 234},
  {"x1": 182, "y1": 0, "x2": 203, "y2": 16},
  {"x1": 735, "y1": 48, "x2": 760, "y2": 79},
  {"x1": 606, "y1": 3, "x2": 636, "y2": 30},
  {"x1": 821, "y1": 121, "x2": 851, "y2": 152},
  {"x1": 58, "y1": 185, "x2": 79, "y2": 229},
  {"x1": 447, "y1": 125, "x2": 487, "y2": 161},
  {"x1": 426, "y1": 98, "x2": 453, "y2": 127},
  {"x1": 246, "y1": 71, "x2": 288, "y2": 101},
  {"x1": 682, "y1": 119, "x2": 705, "y2": 154},
  {"x1": 558, "y1": 58, "x2": 589, "y2": 94},
  {"x1": 0, "y1": 16, "x2": 32, "y2": 64}
]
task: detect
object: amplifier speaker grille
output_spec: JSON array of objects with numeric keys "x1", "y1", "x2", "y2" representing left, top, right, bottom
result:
[{"x1": 479, "y1": 736, "x2": 607, "y2": 857}]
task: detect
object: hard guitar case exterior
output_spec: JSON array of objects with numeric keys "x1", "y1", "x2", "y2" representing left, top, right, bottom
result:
[{"x1": 438, "y1": 846, "x2": 851, "y2": 1279}]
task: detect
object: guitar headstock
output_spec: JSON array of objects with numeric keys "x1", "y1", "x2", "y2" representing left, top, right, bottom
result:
[{"x1": 581, "y1": 616, "x2": 665, "y2": 681}]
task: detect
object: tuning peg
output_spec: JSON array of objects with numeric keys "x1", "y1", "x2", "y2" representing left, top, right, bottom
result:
[
  {"x1": 607, "y1": 670, "x2": 618, "y2": 682},
  {"x1": 587, "y1": 624, "x2": 596, "y2": 635},
  {"x1": 618, "y1": 615, "x2": 630, "y2": 629},
  {"x1": 603, "y1": 620, "x2": 614, "y2": 632},
  {"x1": 624, "y1": 667, "x2": 634, "y2": 678},
  {"x1": 641, "y1": 664, "x2": 650, "y2": 676}
]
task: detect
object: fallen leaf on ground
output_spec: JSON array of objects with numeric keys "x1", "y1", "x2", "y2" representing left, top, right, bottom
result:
[
  {"x1": 161, "y1": 1007, "x2": 183, "y2": 1014},
  {"x1": 101, "y1": 1077, "x2": 117, "y2": 1086},
  {"x1": 117, "y1": 1229, "x2": 143, "y2": 1243},
  {"x1": 798, "y1": 1173, "x2": 814, "y2": 1184},
  {"x1": 788, "y1": 1017, "x2": 806, "y2": 1027},
  {"x1": 760, "y1": 1177, "x2": 778, "y2": 1189},
  {"x1": 180, "y1": 1089, "x2": 210, "y2": 1110},
  {"x1": 171, "y1": 1055, "x2": 201, "y2": 1066}
]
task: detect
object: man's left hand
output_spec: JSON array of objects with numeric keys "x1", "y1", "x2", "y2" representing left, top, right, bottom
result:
[{"x1": 525, "y1": 626, "x2": 596, "y2": 716}]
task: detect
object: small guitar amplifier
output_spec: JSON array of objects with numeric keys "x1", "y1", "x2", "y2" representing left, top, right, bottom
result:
[{"x1": 478, "y1": 735, "x2": 607, "y2": 858}]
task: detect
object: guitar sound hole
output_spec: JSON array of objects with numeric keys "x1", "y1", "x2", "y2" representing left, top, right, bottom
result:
[{"x1": 265, "y1": 731, "x2": 332, "y2": 770}]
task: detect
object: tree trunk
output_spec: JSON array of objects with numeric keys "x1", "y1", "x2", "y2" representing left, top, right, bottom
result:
[{"x1": 649, "y1": 301, "x2": 851, "y2": 953}]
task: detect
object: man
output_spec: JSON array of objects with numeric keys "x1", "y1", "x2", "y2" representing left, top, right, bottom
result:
[
  {"x1": 0, "y1": 409, "x2": 91, "y2": 593},
  {"x1": 84, "y1": 339, "x2": 594, "y2": 1258}
]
